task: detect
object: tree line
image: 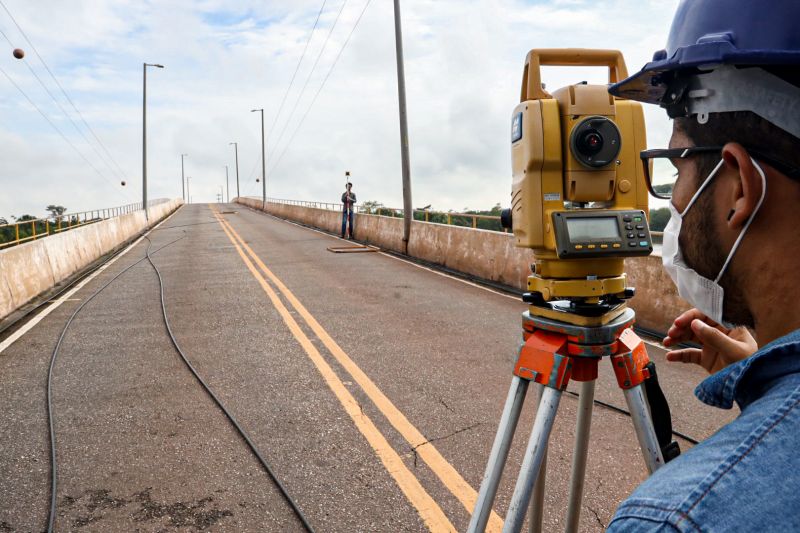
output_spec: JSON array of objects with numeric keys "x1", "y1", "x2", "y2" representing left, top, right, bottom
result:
[
  {"x1": 359, "y1": 201, "x2": 671, "y2": 233},
  {"x1": 0, "y1": 205, "x2": 71, "y2": 246}
]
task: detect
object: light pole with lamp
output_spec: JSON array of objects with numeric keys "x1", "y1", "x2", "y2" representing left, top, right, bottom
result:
[
  {"x1": 392, "y1": 1, "x2": 413, "y2": 254},
  {"x1": 180, "y1": 153, "x2": 187, "y2": 202},
  {"x1": 229, "y1": 142, "x2": 240, "y2": 199},
  {"x1": 225, "y1": 165, "x2": 230, "y2": 203},
  {"x1": 251, "y1": 108, "x2": 266, "y2": 209},
  {"x1": 143, "y1": 62, "x2": 164, "y2": 221}
]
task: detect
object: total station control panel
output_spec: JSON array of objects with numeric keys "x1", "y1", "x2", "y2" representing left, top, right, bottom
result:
[{"x1": 552, "y1": 210, "x2": 653, "y2": 259}]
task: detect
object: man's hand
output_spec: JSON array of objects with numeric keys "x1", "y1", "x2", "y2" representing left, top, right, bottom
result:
[{"x1": 663, "y1": 308, "x2": 758, "y2": 374}]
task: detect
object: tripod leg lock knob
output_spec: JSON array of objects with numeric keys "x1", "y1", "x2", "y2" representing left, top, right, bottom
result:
[
  {"x1": 611, "y1": 328, "x2": 651, "y2": 389},
  {"x1": 513, "y1": 330, "x2": 571, "y2": 390}
]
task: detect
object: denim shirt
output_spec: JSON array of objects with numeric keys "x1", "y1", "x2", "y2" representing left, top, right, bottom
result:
[{"x1": 608, "y1": 328, "x2": 800, "y2": 532}]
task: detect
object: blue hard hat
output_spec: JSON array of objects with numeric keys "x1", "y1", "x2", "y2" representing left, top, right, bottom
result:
[{"x1": 610, "y1": 0, "x2": 800, "y2": 103}]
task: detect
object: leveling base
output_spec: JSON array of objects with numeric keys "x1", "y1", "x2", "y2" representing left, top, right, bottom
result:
[
  {"x1": 468, "y1": 308, "x2": 670, "y2": 533},
  {"x1": 528, "y1": 299, "x2": 627, "y2": 328}
]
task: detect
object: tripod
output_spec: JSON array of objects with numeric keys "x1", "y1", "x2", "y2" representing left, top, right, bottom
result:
[{"x1": 468, "y1": 307, "x2": 674, "y2": 533}]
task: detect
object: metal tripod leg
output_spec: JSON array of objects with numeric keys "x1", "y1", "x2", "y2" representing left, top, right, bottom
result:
[
  {"x1": 565, "y1": 380, "x2": 595, "y2": 533},
  {"x1": 623, "y1": 384, "x2": 665, "y2": 473},
  {"x1": 528, "y1": 384, "x2": 547, "y2": 533},
  {"x1": 503, "y1": 386, "x2": 562, "y2": 533},
  {"x1": 468, "y1": 376, "x2": 530, "y2": 533}
]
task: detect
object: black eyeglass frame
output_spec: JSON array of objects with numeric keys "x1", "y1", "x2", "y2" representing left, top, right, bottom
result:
[{"x1": 640, "y1": 146, "x2": 800, "y2": 200}]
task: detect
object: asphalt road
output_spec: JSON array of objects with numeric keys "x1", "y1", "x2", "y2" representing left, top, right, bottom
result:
[{"x1": 0, "y1": 204, "x2": 737, "y2": 532}]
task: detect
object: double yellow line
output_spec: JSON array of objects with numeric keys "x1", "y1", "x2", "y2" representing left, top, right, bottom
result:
[{"x1": 212, "y1": 209, "x2": 503, "y2": 532}]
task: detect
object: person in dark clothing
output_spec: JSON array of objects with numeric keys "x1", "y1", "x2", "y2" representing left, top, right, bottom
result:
[{"x1": 341, "y1": 182, "x2": 356, "y2": 239}]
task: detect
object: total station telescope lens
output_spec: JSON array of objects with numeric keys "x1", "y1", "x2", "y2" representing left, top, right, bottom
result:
[
  {"x1": 580, "y1": 131, "x2": 604, "y2": 155},
  {"x1": 570, "y1": 116, "x2": 621, "y2": 168}
]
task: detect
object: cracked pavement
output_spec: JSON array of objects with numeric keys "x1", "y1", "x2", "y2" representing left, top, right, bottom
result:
[{"x1": 0, "y1": 204, "x2": 738, "y2": 532}]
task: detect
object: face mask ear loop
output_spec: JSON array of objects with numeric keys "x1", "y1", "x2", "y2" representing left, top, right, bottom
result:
[
  {"x1": 680, "y1": 159, "x2": 726, "y2": 217},
  {"x1": 713, "y1": 159, "x2": 767, "y2": 283}
]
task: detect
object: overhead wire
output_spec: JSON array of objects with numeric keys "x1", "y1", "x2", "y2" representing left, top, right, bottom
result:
[
  {"x1": 268, "y1": 0, "x2": 373, "y2": 176},
  {"x1": 0, "y1": 63, "x2": 130, "y2": 202},
  {"x1": 0, "y1": 0, "x2": 131, "y2": 182},
  {"x1": 266, "y1": 0, "x2": 349, "y2": 161},
  {"x1": 0, "y1": 28, "x2": 128, "y2": 187},
  {"x1": 265, "y1": 0, "x2": 328, "y2": 142}
]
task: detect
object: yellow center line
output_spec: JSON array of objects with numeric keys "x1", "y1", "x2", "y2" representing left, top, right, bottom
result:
[
  {"x1": 215, "y1": 209, "x2": 504, "y2": 532},
  {"x1": 211, "y1": 210, "x2": 456, "y2": 532}
]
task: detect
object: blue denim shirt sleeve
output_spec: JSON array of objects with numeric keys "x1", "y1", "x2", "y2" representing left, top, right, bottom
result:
[
  {"x1": 608, "y1": 513, "x2": 682, "y2": 532},
  {"x1": 608, "y1": 328, "x2": 800, "y2": 533}
]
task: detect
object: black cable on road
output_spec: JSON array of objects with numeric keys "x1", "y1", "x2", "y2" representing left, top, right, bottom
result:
[
  {"x1": 46, "y1": 233, "x2": 187, "y2": 532},
  {"x1": 562, "y1": 390, "x2": 700, "y2": 445},
  {"x1": 143, "y1": 236, "x2": 316, "y2": 533}
]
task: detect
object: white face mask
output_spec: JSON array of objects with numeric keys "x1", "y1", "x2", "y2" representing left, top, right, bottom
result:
[{"x1": 662, "y1": 157, "x2": 766, "y2": 328}]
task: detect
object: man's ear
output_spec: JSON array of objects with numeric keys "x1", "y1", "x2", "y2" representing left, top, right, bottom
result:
[{"x1": 721, "y1": 143, "x2": 765, "y2": 231}]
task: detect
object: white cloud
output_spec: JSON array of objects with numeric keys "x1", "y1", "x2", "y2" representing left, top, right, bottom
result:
[{"x1": 0, "y1": 0, "x2": 679, "y2": 219}]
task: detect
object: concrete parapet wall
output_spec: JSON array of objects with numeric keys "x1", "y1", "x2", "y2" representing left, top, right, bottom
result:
[
  {"x1": 0, "y1": 199, "x2": 182, "y2": 321},
  {"x1": 236, "y1": 198, "x2": 689, "y2": 333}
]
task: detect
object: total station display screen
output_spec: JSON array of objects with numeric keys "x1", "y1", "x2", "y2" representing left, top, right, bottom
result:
[{"x1": 566, "y1": 217, "x2": 620, "y2": 241}]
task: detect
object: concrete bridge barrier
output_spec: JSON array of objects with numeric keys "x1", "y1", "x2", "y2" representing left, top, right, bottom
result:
[
  {"x1": 0, "y1": 199, "x2": 182, "y2": 321},
  {"x1": 236, "y1": 198, "x2": 689, "y2": 333}
]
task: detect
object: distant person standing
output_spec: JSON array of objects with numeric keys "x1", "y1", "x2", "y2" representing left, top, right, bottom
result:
[{"x1": 341, "y1": 181, "x2": 356, "y2": 239}]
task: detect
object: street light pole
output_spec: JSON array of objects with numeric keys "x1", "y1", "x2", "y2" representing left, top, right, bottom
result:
[
  {"x1": 392, "y1": 0, "x2": 413, "y2": 254},
  {"x1": 229, "y1": 142, "x2": 240, "y2": 199},
  {"x1": 180, "y1": 153, "x2": 187, "y2": 202},
  {"x1": 251, "y1": 108, "x2": 266, "y2": 210},
  {"x1": 143, "y1": 62, "x2": 164, "y2": 221},
  {"x1": 225, "y1": 165, "x2": 230, "y2": 203},
  {"x1": 186, "y1": 176, "x2": 191, "y2": 204}
]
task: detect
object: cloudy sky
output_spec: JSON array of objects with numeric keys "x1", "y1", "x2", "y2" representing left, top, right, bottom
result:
[{"x1": 0, "y1": 0, "x2": 680, "y2": 220}]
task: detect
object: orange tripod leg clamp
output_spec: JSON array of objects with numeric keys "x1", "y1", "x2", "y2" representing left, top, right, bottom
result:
[
  {"x1": 610, "y1": 328, "x2": 651, "y2": 389},
  {"x1": 514, "y1": 329, "x2": 572, "y2": 390}
]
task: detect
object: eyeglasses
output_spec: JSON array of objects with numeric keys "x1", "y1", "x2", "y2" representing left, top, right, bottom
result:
[{"x1": 640, "y1": 146, "x2": 800, "y2": 200}]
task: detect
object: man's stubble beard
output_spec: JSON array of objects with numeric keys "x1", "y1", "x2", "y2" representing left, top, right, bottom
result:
[{"x1": 679, "y1": 182, "x2": 755, "y2": 328}]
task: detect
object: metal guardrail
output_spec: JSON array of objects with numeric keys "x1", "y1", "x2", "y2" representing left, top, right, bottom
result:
[
  {"x1": 0, "y1": 199, "x2": 169, "y2": 250},
  {"x1": 257, "y1": 197, "x2": 667, "y2": 240},
  {"x1": 261, "y1": 197, "x2": 509, "y2": 232}
]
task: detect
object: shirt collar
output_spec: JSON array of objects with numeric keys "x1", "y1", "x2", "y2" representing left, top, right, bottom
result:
[{"x1": 695, "y1": 328, "x2": 800, "y2": 410}]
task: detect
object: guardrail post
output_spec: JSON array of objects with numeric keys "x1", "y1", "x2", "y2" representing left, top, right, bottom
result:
[
  {"x1": 31, "y1": 220, "x2": 36, "y2": 240},
  {"x1": 473, "y1": 216, "x2": 477, "y2": 229},
  {"x1": 15, "y1": 224, "x2": 19, "y2": 243},
  {"x1": 447, "y1": 213, "x2": 451, "y2": 225}
]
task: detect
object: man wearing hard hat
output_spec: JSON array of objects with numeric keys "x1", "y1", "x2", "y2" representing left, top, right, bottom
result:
[{"x1": 607, "y1": 1, "x2": 800, "y2": 530}]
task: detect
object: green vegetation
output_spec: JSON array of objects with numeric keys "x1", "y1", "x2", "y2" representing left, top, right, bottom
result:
[
  {"x1": 649, "y1": 207, "x2": 670, "y2": 232},
  {"x1": 360, "y1": 201, "x2": 670, "y2": 233},
  {"x1": 0, "y1": 205, "x2": 72, "y2": 247},
  {"x1": 46, "y1": 205, "x2": 67, "y2": 218},
  {"x1": 360, "y1": 201, "x2": 506, "y2": 232},
  {"x1": 653, "y1": 184, "x2": 674, "y2": 195}
]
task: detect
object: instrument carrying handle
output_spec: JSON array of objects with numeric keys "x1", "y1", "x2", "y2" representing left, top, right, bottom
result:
[{"x1": 521, "y1": 49, "x2": 629, "y2": 102}]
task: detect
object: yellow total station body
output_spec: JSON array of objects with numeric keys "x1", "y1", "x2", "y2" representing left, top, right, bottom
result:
[{"x1": 508, "y1": 49, "x2": 650, "y2": 322}]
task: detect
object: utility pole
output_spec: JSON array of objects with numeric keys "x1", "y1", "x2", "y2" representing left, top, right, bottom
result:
[
  {"x1": 225, "y1": 165, "x2": 230, "y2": 203},
  {"x1": 393, "y1": 0, "x2": 413, "y2": 254},
  {"x1": 251, "y1": 109, "x2": 266, "y2": 210},
  {"x1": 229, "y1": 142, "x2": 240, "y2": 199},
  {"x1": 142, "y1": 62, "x2": 164, "y2": 221},
  {"x1": 180, "y1": 153, "x2": 187, "y2": 202}
]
